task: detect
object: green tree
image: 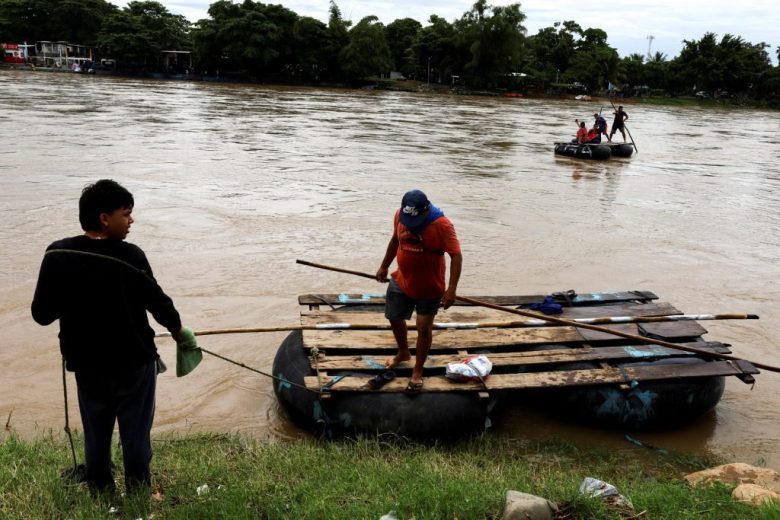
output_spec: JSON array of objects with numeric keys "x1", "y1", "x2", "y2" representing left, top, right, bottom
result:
[
  {"x1": 620, "y1": 53, "x2": 645, "y2": 87},
  {"x1": 669, "y1": 32, "x2": 772, "y2": 97},
  {"x1": 291, "y1": 16, "x2": 330, "y2": 81},
  {"x1": 385, "y1": 17, "x2": 421, "y2": 76},
  {"x1": 0, "y1": 0, "x2": 115, "y2": 45},
  {"x1": 191, "y1": 0, "x2": 298, "y2": 78},
  {"x1": 322, "y1": 0, "x2": 350, "y2": 81},
  {"x1": 643, "y1": 52, "x2": 670, "y2": 92},
  {"x1": 453, "y1": 0, "x2": 527, "y2": 88},
  {"x1": 340, "y1": 15, "x2": 391, "y2": 81},
  {"x1": 97, "y1": 1, "x2": 190, "y2": 65},
  {"x1": 566, "y1": 27, "x2": 619, "y2": 91},
  {"x1": 411, "y1": 15, "x2": 456, "y2": 83},
  {"x1": 526, "y1": 21, "x2": 582, "y2": 84}
]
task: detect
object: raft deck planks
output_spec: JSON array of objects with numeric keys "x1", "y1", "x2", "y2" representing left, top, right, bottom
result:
[
  {"x1": 298, "y1": 290, "x2": 757, "y2": 394},
  {"x1": 302, "y1": 321, "x2": 706, "y2": 351},
  {"x1": 310, "y1": 342, "x2": 734, "y2": 371},
  {"x1": 304, "y1": 360, "x2": 759, "y2": 393}
]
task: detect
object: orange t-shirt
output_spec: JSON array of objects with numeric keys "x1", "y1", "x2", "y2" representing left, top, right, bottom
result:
[{"x1": 391, "y1": 209, "x2": 461, "y2": 299}]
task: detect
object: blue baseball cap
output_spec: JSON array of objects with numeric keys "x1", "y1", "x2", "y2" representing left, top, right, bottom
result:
[{"x1": 400, "y1": 189, "x2": 430, "y2": 227}]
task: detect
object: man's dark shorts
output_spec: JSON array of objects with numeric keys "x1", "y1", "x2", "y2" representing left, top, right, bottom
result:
[{"x1": 385, "y1": 277, "x2": 441, "y2": 320}]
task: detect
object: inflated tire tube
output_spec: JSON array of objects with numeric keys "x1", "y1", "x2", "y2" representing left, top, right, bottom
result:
[
  {"x1": 525, "y1": 356, "x2": 725, "y2": 431},
  {"x1": 554, "y1": 142, "x2": 612, "y2": 160},
  {"x1": 610, "y1": 144, "x2": 634, "y2": 157},
  {"x1": 272, "y1": 330, "x2": 499, "y2": 439}
]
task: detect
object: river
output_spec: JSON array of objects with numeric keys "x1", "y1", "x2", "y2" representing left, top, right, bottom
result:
[{"x1": 1, "y1": 70, "x2": 778, "y2": 468}]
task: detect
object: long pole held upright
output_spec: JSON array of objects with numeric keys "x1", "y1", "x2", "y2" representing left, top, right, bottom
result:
[
  {"x1": 609, "y1": 98, "x2": 638, "y2": 153},
  {"x1": 295, "y1": 259, "x2": 779, "y2": 373}
]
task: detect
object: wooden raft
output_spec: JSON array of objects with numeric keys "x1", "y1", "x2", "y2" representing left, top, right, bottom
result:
[{"x1": 298, "y1": 290, "x2": 759, "y2": 394}]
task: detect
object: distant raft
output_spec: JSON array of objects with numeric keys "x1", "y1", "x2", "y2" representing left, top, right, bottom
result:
[{"x1": 554, "y1": 142, "x2": 612, "y2": 160}]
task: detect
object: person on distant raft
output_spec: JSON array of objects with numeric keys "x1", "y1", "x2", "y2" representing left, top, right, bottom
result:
[
  {"x1": 586, "y1": 123, "x2": 602, "y2": 144},
  {"x1": 31, "y1": 179, "x2": 198, "y2": 495},
  {"x1": 572, "y1": 120, "x2": 589, "y2": 143},
  {"x1": 609, "y1": 105, "x2": 629, "y2": 142},
  {"x1": 376, "y1": 190, "x2": 462, "y2": 396},
  {"x1": 594, "y1": 113, "x2": 609, "y2": 142}
]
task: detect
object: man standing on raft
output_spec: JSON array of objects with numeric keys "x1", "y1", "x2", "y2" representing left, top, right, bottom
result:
[
  {"x1": 376, "y1": 190, "x2": 462, "y2": 395},
  {"x1": 609, "y1": 105, "x2": 629, "y2": 143}
]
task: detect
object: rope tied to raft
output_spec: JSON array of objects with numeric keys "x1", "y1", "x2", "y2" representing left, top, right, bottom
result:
[
  {"x1": 617, "y1": 365, "x2": 638, "y2": 389},
  {"x1": 199, "y1": 346, "x2": 319, "y2": 393},
  {"x1": 310, "y1": 346, "x2": 323, "y2": 395}
]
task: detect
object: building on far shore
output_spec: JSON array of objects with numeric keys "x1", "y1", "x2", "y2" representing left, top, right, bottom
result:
[
  {"x1": 2, "y1": 42, "x2": 34, "y2": 64},
  {"x1": 33, "y1": 41, "x2": 94, "y2": 69}
]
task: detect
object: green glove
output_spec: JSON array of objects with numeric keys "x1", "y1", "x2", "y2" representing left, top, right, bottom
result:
[{"x1": 175, "y1": 327, "x2": 202, "y2": 377}]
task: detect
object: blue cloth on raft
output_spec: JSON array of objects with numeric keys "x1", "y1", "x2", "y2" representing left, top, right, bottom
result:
[{"x1": 529, "y1": 295, "x2": 563, "y2": 315}]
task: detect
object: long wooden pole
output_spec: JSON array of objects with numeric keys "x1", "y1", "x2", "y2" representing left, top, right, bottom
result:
[
  {"x1": 156, "y1": 313, "x2": 758, "y2": 338},
  {"x1": 609, "y1": 99, "x2": 638, "y2": 153},
  {"x1": 297, "y1": 259, "x2": 375, "y2": 280},
  {"x1": 455, "y1": 295, "x2": 779, "y2": 372},
  {"x1": 295, "y1": 259, "x2": 780, "y2": 373}
]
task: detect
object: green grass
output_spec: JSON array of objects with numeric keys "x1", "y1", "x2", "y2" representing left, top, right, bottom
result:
[{"x1": 1, "y1": 432, "x2": 779, "y2": 519}]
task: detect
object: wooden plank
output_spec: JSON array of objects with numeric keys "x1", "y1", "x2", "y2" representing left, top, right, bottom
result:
[
  {"x1": 298, "y1": 291, "x2": 658, "y2": 306},
  {"x1": 304, "y1": 319, "x2": 704, "y2": 351},
  {"x1": 310, "y1": 342, "x2": 733, "y2": 371},
  {"x1": 304, "y1": 360, "x2": 758, "y2": 393},
  {"x1": 639, "y1": 321, "x2": 708, "y2": 339},
  {"x1": 300, "y1": 302, "x2": 683, "y2": 327},
  {"x1": 302, "y1": 327, "x2": 586, "y2": 351},
  {"x1": 577, "y1": 322, "x2": 705, "y2": 342}
]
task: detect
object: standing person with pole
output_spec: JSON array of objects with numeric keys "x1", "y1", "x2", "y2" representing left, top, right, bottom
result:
[
  {"x1": 31, "y1": 179, "x2": 199, "y2": 495},
  {"x1": 375, "y1": 190, "x2": 462, "y2": 395},
  {"x1": 609, "y1": 105, "x2": 629, "y2": 143}
]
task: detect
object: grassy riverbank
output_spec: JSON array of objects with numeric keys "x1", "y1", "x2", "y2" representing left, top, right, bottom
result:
[{"x1": 2, "y1": 432, "x2": 779, "y2": 519}]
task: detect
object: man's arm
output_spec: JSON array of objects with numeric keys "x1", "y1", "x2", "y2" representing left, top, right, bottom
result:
[
  {"x1": 31, "y1": 255, "x2": 59, "y2": 325},
  {"x1": 442, "y1": 252, "x2": 462, "y2": 309},
  {"x1": 133, "y1": 247, "x2": 183, "y2": 335},
  {"x1": 376, "y1": 235, "x2": 399, "y2": 282}
]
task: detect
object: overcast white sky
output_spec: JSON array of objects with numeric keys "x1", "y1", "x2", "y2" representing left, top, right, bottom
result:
[{"x1": 134, "y1": 0, "x2": 779, "y2": 63}]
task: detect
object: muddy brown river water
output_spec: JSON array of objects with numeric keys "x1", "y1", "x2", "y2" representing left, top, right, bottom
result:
[{"x1": 1, "y1": 71, "x2": 778, "y2": 468}]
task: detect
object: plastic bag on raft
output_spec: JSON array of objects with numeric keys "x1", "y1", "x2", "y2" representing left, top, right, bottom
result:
[{"x1": 445, "y1": 355, "x2": 492, "y2": 382}]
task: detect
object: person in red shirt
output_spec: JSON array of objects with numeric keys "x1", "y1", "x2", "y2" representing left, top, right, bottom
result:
[
  {"x1": 376, "y1": 190, "x2": 462, "y2": 395},
  {"x1": 572, "y1": 120, "x2": 589, "y2": 143}
]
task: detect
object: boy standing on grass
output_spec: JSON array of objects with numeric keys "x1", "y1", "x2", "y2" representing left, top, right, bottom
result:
[{"x1": 31, "y1": 179, "x2": 198, "y2": 494}]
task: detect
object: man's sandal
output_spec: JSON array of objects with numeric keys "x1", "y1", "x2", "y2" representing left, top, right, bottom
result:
[
  {"x1": 367, "y1": 370, "x2": 396, "y2": 390},
  {"x1": 404, "y1": 379, "x2": 424, "y2": 396}
]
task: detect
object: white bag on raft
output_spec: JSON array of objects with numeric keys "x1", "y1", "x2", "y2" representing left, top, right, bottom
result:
[{"x1": 445, "y1": 355, "x2": 492, "y2": 382}]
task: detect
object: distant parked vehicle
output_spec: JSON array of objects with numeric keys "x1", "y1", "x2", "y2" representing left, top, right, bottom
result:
[{"x1": 695, "y1": 90, "x2": 710, "y2": 99}]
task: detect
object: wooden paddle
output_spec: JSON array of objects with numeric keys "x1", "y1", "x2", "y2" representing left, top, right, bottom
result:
[
  {"x1": 295, "y1": 259, "x2": 779, "y2": 373},
  {"x1": 609, "y1": 99, "x2": 638, "y2": 153}
]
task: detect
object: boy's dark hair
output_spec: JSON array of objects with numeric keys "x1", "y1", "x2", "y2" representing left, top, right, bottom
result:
[{"x1": 79, "y1": 179, "x2": 134, "y2": 232}]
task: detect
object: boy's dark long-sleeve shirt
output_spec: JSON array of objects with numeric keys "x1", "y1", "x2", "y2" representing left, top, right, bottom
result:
[{"x1": 32, "y1": 236, "x2": 182, "y2": 373}]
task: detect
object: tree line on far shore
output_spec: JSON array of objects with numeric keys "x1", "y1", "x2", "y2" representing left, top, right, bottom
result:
[{"x1": 1, "y1": 0, "x2": 778, "y2": 102}]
